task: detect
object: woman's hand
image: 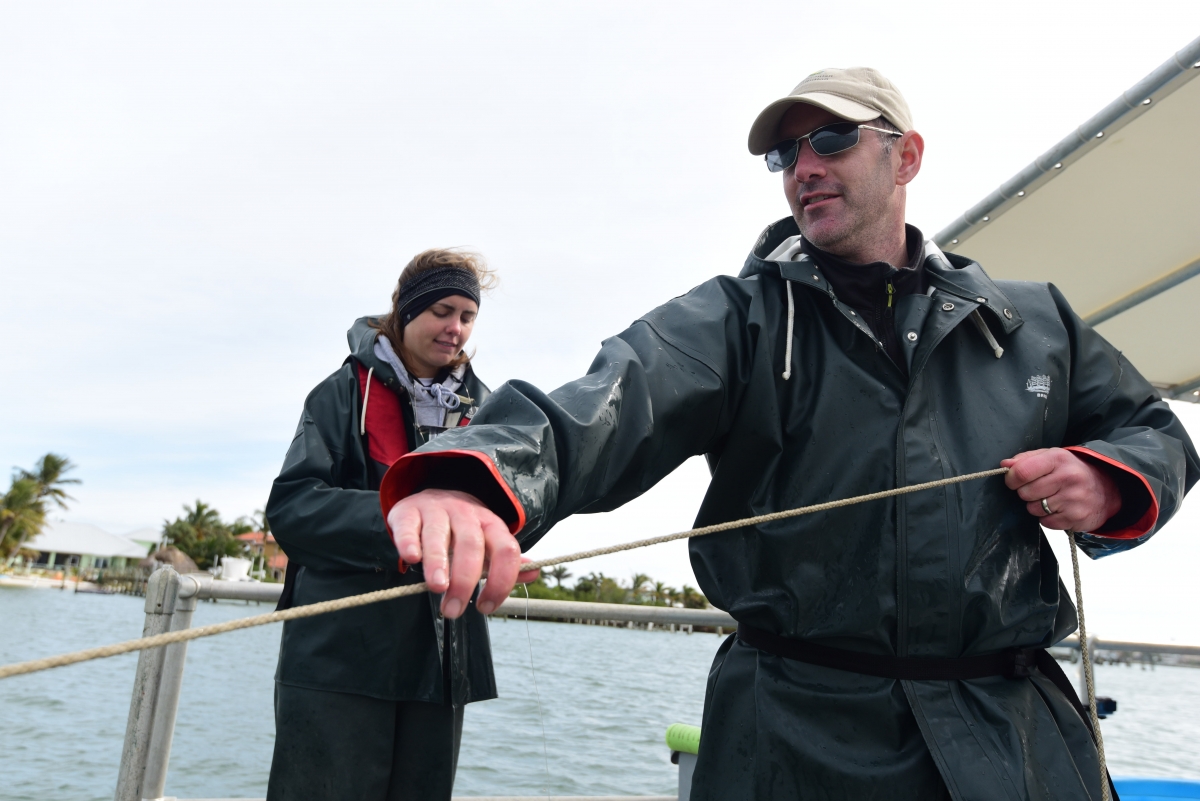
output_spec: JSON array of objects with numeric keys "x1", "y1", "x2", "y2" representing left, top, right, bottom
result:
[
  {"x1": 387, "y1": 489, "x2": 538, "y2": 618},
  {"x1": 1002, "y1": 448, "x2": 1123, "y2": 532}
]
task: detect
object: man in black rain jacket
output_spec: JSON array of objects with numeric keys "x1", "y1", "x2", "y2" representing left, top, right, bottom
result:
[{"x1": 376, "y1": 68, "x2": 1200, "y2": 799}]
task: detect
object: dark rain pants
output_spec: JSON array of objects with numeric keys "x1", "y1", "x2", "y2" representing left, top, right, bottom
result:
[{"x1": 266, "y1": 683, "x2": 464, "y2": 801}]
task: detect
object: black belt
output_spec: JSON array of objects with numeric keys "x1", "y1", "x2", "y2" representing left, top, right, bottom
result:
[
  {"x1": 737, "y1": 623, "x2": 1119, "y2": 799},
  {"x1": 737, "y1": 624, "x2": 1039, "y2": 680}
]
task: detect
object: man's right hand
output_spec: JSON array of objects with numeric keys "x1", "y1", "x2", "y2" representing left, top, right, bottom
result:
[{"x1": 386, "y1": 489, "x2": 531, "y2": 619}]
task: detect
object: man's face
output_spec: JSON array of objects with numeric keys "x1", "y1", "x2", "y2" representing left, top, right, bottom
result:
[{"x1": 777, "y1": 104, "x2": 902, "y2": 257}]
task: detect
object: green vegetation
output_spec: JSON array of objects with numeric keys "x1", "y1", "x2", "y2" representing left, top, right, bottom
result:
[
  {"x1": 161, "y1": 500, "x2": 256, "y2": 570},
  {"x1": 515, "y1": 570, "x2": 709, "y2": 608},
  {"x1": 548, "y1": 565, "x2": 571, "y2": 587},
  {"x1": 0, "y1": 454, "x2": 80, "y2": 561}
]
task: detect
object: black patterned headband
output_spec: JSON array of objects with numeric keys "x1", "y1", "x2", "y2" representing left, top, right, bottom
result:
[{"x1": 396, "y1": 266, "x2": 481, "y2": 327}]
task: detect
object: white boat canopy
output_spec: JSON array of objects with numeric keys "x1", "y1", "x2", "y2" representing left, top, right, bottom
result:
[{"x1": 936, "y1": 35, "x2": 1200, "y2": 402}]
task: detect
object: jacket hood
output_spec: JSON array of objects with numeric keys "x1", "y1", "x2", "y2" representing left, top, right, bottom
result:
[
  {"x1": 347, "y1": 316, "x2": 396, "y2": 380},
  {"x1": 741, "y1": 217, "x2": 802, "y2": 278}
]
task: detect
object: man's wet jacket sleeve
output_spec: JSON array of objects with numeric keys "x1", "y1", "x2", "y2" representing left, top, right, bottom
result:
[
  {"x1": 1050, "y1": 285, "x2": 1200, "y2": 556},
  {"x1": 381, "y1": 278, "x2": 753, "y2": 547},
  {"x1": 268, "y1": 364, "x2": 401, "y2": 571}
]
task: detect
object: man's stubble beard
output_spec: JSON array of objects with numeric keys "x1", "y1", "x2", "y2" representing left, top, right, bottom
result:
[{"x1": 794, "y1": 161, "x2": 896, "y2": 260}]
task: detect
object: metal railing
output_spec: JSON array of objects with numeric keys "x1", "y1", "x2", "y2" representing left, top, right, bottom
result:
[
  {"x1": 1054, "y1": 636, "x2": 1200, "y2": 659},
  {"x1": 494, "y1": 597, "x2": 733, "y2": 630},
  {"x1": 114, "y1": 567, "x2": 728, "y2": 801},
  {"x1": 1049, "y1": 635, "x2": 1200, "y2": 702}
]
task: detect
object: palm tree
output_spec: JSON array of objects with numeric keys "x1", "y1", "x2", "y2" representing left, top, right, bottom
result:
[
  {"x1": 549, "y1": 565, "x2": 572, "y2": 588},
  {"x1": 163, "y1": 500, "x2": 246, "y2": 570},
  {"x1": 628, "y1": 573, "x2": 651, "y2": 602},
  {"x1": 652, "y1": 581, "x2": 669, "y2": 606},
  {"x1": 0, "y1": 478, "x2": 46, "y2": 560},
  {"x1": 17, "y1": 453, "x2": 80, "y2": 511},
  {"x1": 1, "y1": 454, "x2": 80, "y2": 561},
  {"x1": 185, "y1": 501, "x2": 225, "y2": 536},
  {"x1": 573, "y1": 572, "x2": 599, "y2": 600},
  {"x1": 678, "y1": 584, "x2": 707, "y2": 609}
]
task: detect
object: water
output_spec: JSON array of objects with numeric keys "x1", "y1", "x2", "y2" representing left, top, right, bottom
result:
[{"x1": 1, "y1": 587, "x2": 1198, "y2": 800}]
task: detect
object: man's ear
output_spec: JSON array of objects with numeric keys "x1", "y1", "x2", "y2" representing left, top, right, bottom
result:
[{"x1": 895, "y1": 131, "x2": 924, "y2": 187}]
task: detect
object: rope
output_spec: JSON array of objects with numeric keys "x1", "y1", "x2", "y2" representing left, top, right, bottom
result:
[
  {"x1": 1068, "y1": 533, "x2": 1112, "y2": 801},
  {"x1": 0, "y1": 467, "x2": 1006, "y2": 680}
]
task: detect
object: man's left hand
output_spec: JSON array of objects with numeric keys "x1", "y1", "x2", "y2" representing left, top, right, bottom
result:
[{"x1": 1002, "y1": 448, "x2": 1123, "y2": 532}]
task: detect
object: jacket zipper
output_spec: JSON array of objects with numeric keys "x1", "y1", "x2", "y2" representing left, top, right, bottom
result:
[{"x1": 880, "y1": 280, "x2": 901, "y2": 374}]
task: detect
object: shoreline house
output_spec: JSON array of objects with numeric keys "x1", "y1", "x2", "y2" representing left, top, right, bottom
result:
[
  {"x1": 121, "y1": 527, "x2": 162, "y2": 557},
  {"x1": 21, "y1": 521, "x2": 151, "y2": 570},
  {"x1": 235, "y1": 531, "x2": 288, "y2": 582}
]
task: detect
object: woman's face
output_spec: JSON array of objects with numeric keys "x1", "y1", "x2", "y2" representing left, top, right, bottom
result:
[{"x1": 402, "y1": 295, "x2": 478, "y2": 378}]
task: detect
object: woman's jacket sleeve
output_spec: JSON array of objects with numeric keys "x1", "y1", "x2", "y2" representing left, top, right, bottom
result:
[
  {"x1": 1051, "y1": 285, "x2": 1200, "y2": 557},
  {"x1": 381, "y1": 277, "x2": 754, "y2": 548},
  {"x1": 267, "y1": 364, "x2": 401, "y2": 571}
]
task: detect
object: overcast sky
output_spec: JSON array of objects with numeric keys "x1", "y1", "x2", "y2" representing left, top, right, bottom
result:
[{"x1": 3, "y1": 2, "x2": 1199, "y2": 641}]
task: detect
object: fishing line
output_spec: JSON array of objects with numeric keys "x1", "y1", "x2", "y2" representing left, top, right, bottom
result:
[
  {"x1": 521, "y1": 583, "x2": 553, "y2": 795},
  {"x1": 1068, "y1": 533, "x2": 1112, "y2": 801}
]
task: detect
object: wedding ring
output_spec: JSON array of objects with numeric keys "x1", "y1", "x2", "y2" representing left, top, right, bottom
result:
[{"x1": 1040, "y1": 498, "x2": 1053, "y2": 516}]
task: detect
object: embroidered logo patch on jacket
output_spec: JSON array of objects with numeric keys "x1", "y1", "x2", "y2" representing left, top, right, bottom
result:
[{"x1": 1026, "y1": 374, "x2": 1051, "y2": 398}]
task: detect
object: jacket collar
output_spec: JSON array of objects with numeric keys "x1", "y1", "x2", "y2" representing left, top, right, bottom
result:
[
  {"x1": 742, "y1": 217, "x2": 1024, "y2": 335},
  {"x1": 742, "y1": 217, "x2": 833, "y2": 298},
  {"x1": 920, "y1": 242, "x2": 1023, "y2": 334}
]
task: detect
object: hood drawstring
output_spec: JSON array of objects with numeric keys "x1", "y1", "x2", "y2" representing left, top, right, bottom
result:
[
  {"x1": 425, "y1": 383, "x2": 463, "y2": 411},
  {"x1": 374, "y1": 335, "x2": 467, "y2": 428},
  {"x1": 970, "y1": 310, "x2": 1005, "y2": 359},
  {"x1": 782, "y1": 279, "x2": 795, "y2": 380},
  {"x1": 360, "y1": 366, "x2": 374, "y2": 435}
]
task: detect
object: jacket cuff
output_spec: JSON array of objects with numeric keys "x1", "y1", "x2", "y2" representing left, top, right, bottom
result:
[
  {"x1": 379, "y1": 450, "x2": 527, "y2": 541},
  {"x1": 1063, "y1": 446, "x2": 1158, "y2": 539}
]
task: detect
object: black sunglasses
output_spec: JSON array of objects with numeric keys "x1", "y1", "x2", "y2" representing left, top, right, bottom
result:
[{"x1": 765, "y1": 122, "x2": 903, "y2": 173}]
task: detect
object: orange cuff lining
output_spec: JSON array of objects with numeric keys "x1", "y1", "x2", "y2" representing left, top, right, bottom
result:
[
  {"x1": 378, "y1": 449, "x2": 527, "y2": 543},
  {"x1": 1064, "y1": 446, "x2": 1158, "y2": 539}
]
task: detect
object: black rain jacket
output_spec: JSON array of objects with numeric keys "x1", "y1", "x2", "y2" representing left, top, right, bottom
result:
[{"x1": 267, "y1": 317, "x2": 497, "y2": 705}]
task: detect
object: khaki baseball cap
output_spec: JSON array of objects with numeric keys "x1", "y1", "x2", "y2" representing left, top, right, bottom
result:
[{"x1": 747, "y1": 67, "x2": 913, "y2": 155}]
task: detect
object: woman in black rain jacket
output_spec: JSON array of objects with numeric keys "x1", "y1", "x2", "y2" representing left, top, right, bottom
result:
[{"x1": 265, "y1": 249, "x2": 508, "y2": 801}]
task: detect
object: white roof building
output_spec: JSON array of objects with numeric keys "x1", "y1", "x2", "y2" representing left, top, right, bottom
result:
[
  {"x1": 26, "y1": 520, "x2": 150, "y2": 560},
  {"x1": 122, "y1": 527, "x2": 163, "y2": 552}
]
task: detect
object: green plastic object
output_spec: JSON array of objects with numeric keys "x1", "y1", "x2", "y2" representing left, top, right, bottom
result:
[{"x1": 665, "y1": 723, "x2": 702, "y2": 755}]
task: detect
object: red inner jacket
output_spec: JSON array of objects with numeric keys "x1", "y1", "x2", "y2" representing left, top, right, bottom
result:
[{"x1": 358, "y1": 363, "x2": 475, "y2": 570}]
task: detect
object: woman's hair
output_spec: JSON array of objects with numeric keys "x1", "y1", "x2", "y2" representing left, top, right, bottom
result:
[{"x1": 374, "y1": 248, "x2": 498, "y2": 372}]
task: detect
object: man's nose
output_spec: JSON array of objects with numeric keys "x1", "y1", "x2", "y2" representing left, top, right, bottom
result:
[{"x1": 792, "y1": 140, "x2": 826, "y2": 182}]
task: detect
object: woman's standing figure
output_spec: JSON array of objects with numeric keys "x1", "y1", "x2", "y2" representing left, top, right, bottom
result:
[{"x1": 265, "y1": 249, "x2": 500, "y2": 801}]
